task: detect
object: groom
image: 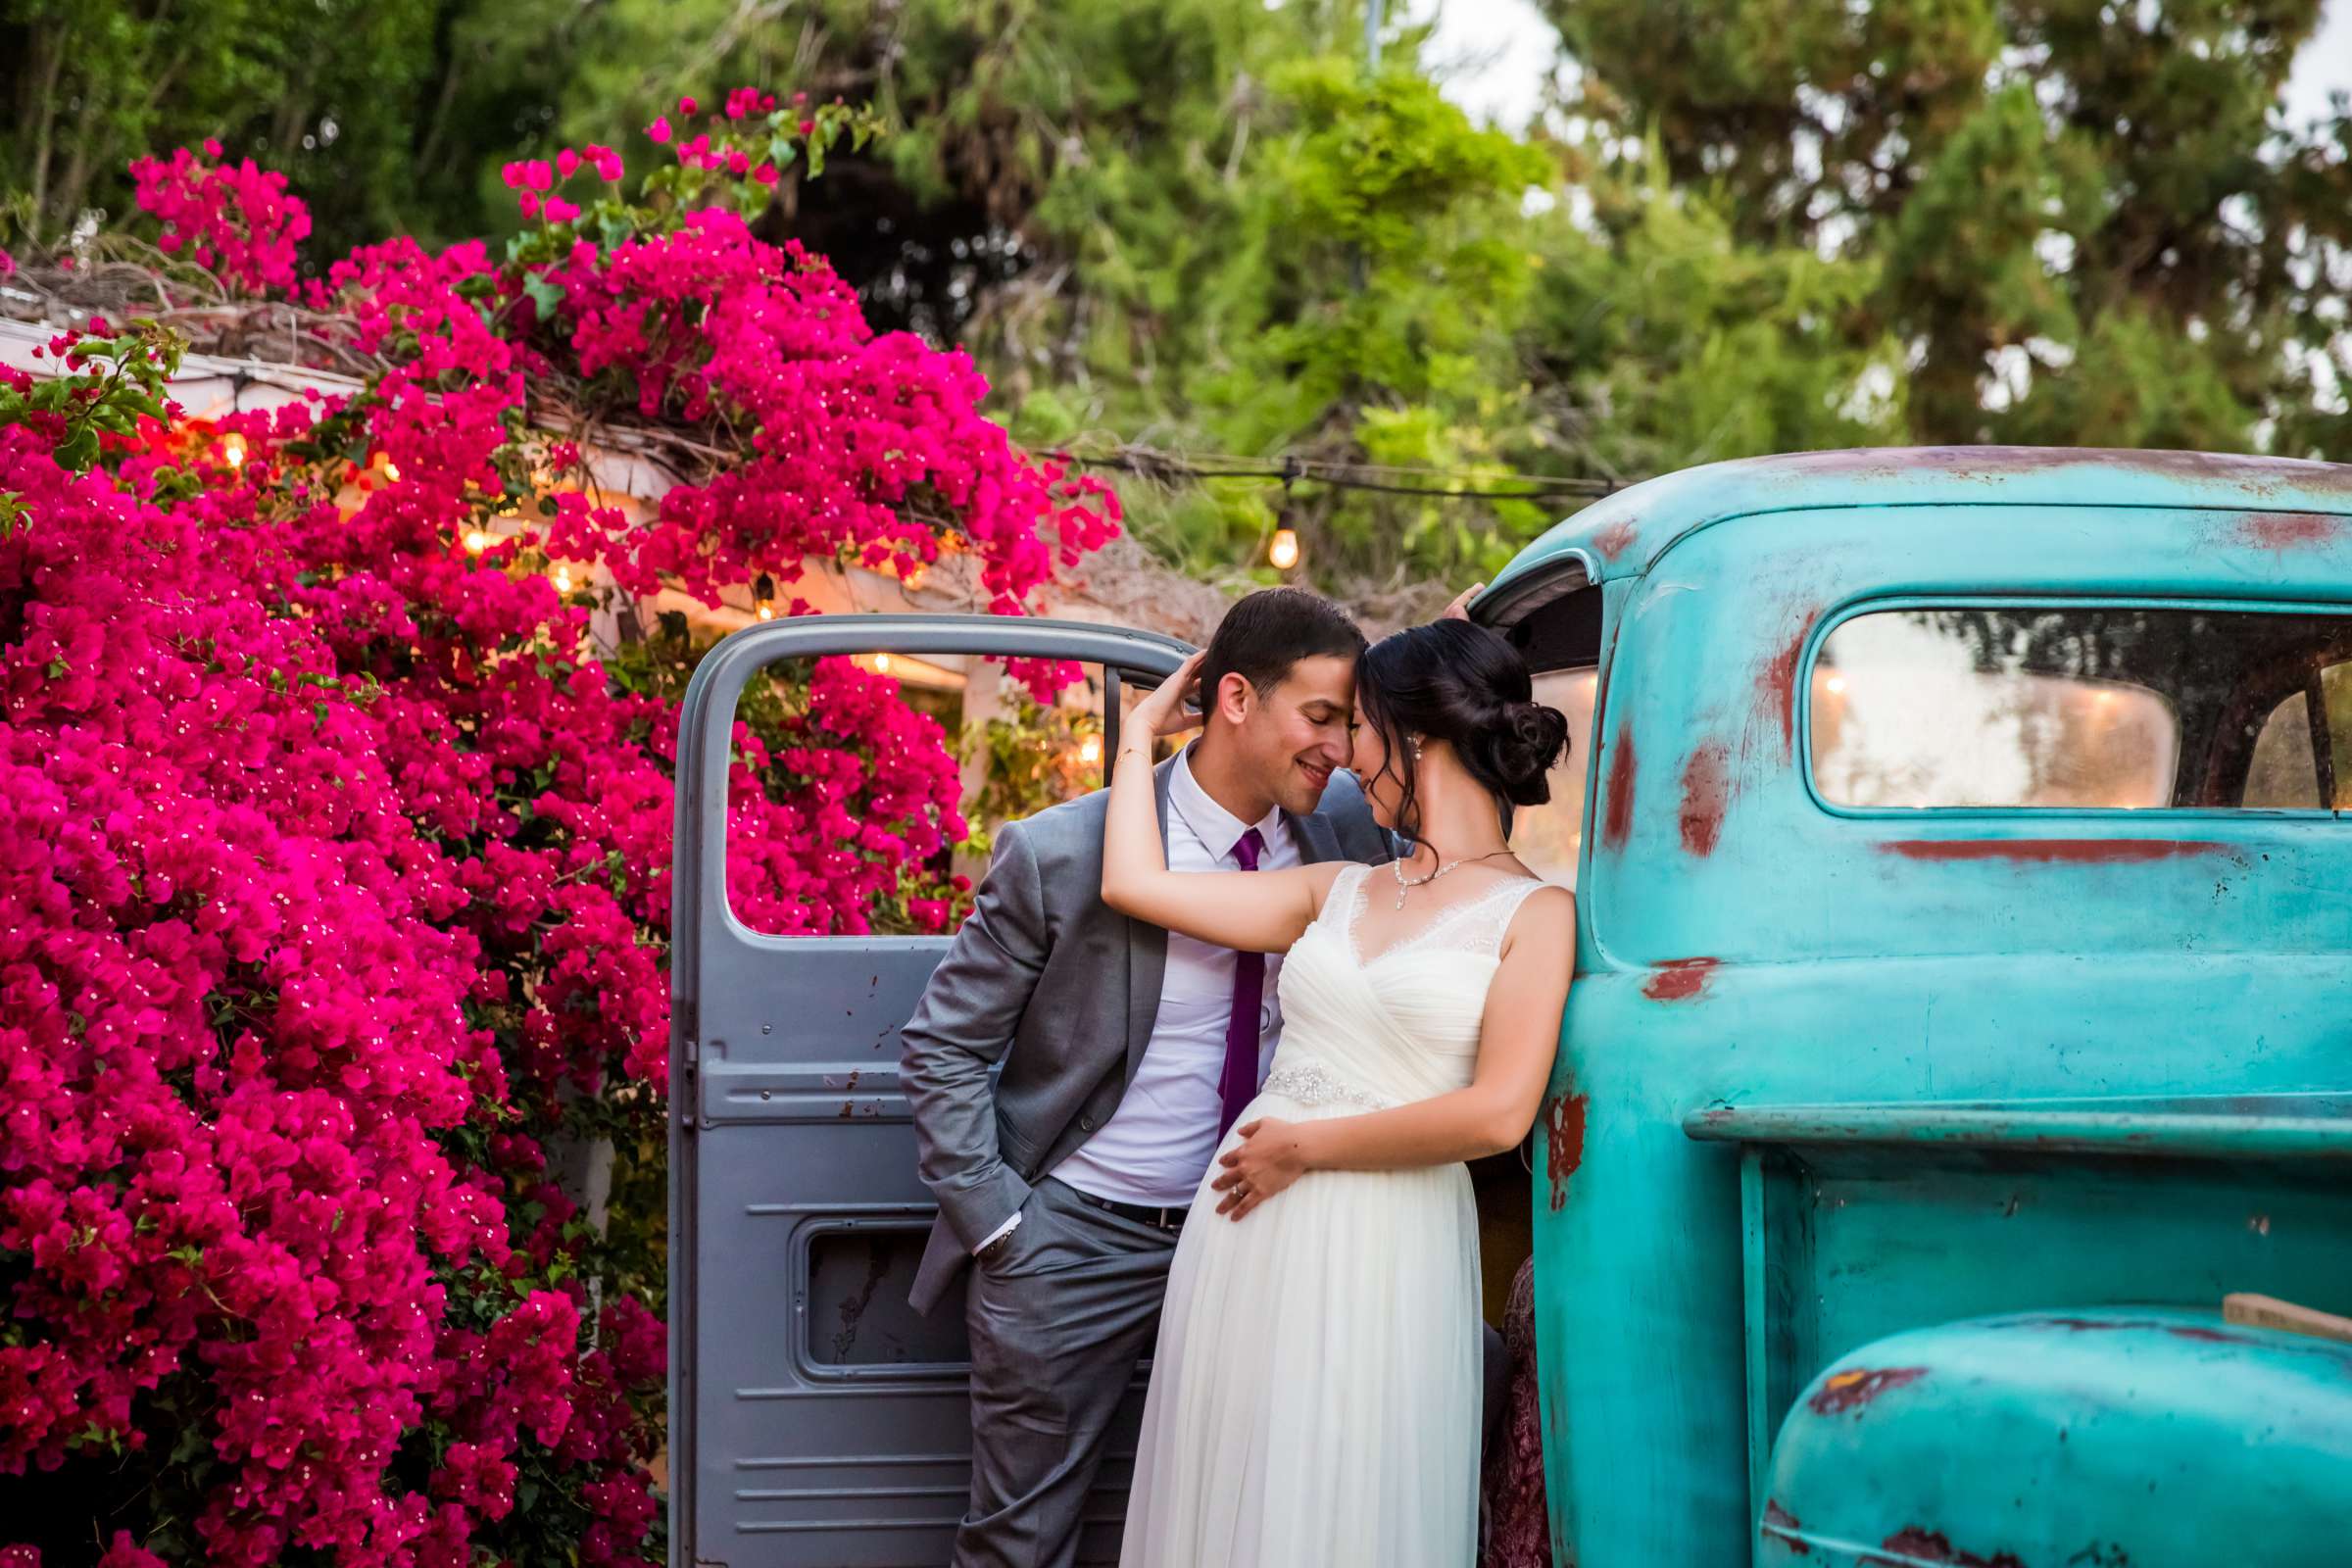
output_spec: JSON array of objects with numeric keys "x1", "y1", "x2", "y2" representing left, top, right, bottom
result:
[{"x1": 901, "y1": 587, "x2": 1393, "y2": 1568}]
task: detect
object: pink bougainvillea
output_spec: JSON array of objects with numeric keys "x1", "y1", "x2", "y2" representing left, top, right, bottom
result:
[
  {"x1": 0, "y1": 96, "x2": 1115, "y2": 1567},
  {"x1": 128, "y1": 144, "x2": 310, "y2": 296}
]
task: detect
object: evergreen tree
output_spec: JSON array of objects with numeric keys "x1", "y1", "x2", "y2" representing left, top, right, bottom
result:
[{"x1": 1544, "y1": 0, "x2": 2352, "y2": 454}]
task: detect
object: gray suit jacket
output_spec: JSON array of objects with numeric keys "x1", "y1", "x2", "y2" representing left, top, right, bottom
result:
[{"x1": 900, "y1": 758, "x2": 1393, "y2": 1314}]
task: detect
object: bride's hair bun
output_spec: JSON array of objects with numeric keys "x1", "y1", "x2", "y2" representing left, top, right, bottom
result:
[
  {"x1": 1353, "y1": 619, "x2": 1573, "y2": 836},
  {"x1": 1480, "y1": 698, "x2": 1571, "y2": 807}
]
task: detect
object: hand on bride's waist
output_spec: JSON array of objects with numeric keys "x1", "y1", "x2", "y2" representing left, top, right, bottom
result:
[{"x1": 1209, "y1": 1116, "x2": 1305, "y2": 1222}]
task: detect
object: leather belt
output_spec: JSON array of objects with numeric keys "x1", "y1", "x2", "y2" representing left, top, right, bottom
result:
[{"x1": 1062, "y1": 1185, "x2": 1188, "y2": 1232}]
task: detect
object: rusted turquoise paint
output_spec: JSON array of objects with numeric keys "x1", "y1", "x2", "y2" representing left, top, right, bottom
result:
[
  {"x1": 1483, "y1": 449, "x2": 2352, "y2": 1567},
  {"x1": 1757, "y1": 1309, "x2": 2352, "y2": 1567}
]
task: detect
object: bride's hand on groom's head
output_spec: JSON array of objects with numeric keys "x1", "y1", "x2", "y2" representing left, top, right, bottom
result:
[
  {"x1": 1210, "y1": 1116, "x2": 1307, "y2": 1220},
  {"x1": 1132, "y1": 650, "x2": 1209, "y2": 742}
]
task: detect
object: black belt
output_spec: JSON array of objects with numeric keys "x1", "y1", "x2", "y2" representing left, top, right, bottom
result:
[{"x1": 1061, "y1": 1184, "x2": 1188, "y2": 1232}]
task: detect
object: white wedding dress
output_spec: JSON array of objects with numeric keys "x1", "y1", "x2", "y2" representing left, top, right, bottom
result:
[{"x1": 1119, "y1": 861, "x2": 1547, "y2": 1568}]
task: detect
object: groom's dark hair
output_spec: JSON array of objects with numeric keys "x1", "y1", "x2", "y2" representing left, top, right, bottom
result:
[{"x1": 1199, "y1": 588, "x2": 1367, "y2": 707}]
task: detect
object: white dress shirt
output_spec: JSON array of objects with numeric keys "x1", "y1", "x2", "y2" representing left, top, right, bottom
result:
[{"x1": 977, "y1": 749, "x2": 1299, "y2": 1250}]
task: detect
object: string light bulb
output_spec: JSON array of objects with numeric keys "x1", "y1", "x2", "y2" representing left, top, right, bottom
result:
[
  {"x1": 381, "y1": 458, "x2": 401, "y2": 481},
  {"x1": 874, "y1": 653, "x2": 894, "y2": 674},
  {"x1": 1268, "y1": 527, "x2": 1301, "y2": 571},
  {"x1": 220, "y1": 432, "x2": 247, "y2": 468},
  {"x1": 1078, "y1": 734, "x2": 1103, "y2": 766},
  {"x1": 753, "y1": 572, "x2": 776, "y2": 620},
  {"x1": 552, "y1": 564, "x2": 573, "y2": 592},
  {"x1": 464, "y1": 528, "x2": 491, "y2": 554}
]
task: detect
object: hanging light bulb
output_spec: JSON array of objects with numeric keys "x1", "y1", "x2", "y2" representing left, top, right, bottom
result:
[
  {"x1": 552, "y1": 564, "x2": 573, "y2": 592},
  {"x1": 1077, "y1": 733, "x2": 1103, "y2": 766},
  {"x1": 874, "y1": 653, "x2": 894, "y2": 674},
  {"x1": 220, "y1": 432, "x2": 248, "y2": 468},
  {"x1": 1268, "y1": 527, "x2": 1301, "y2": 571},
  {"x1": 381, "y1": 458, "x2": 401, "y2": 482},
  {"x1": 464, "y1": 528, "x2": 491, "y2": 554},
  {"x1": 753, "y1": 572, "x2": 776, "y2": 620}
]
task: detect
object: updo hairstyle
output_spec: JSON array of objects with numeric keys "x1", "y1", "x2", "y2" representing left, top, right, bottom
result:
[{"x1": 1354, "y1": 619, "x2": 1571, "y2": 842}]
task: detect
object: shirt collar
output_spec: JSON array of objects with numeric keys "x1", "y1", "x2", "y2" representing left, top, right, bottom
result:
[{"x1": 1171, "y1": 745, "x2": 1284, "y2": 861}]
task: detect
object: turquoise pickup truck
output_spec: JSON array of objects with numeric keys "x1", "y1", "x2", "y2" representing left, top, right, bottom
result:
[{"x1": 668, "y1": 447, "x2": 2352, "y2": 1567}]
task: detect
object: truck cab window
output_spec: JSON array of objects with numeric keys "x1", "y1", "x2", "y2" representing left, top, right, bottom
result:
[
  {"x1": 2245, "y1": 662, "x2": 2352, "y2": 809},
  {"x1": 1810, "y1": 605, "x2": 2352, "y2": 811}
]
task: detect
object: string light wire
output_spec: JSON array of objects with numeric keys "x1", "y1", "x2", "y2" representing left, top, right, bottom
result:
[{"x1": 1048, "y1": 445, "x2": 1630, "y2": 503}]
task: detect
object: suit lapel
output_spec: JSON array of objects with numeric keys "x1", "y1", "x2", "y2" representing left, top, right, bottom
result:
[
  {"x1": 1288, "y1": 804, "x2": 1343, "y2": 864},
  {"x1": 1121, "y1": 759, "x2": 1178, "y2": 1081}
]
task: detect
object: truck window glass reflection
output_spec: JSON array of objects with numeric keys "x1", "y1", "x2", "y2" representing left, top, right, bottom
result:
[{"x1": 1811, "y1": 606, "x2": 2352, "y2": 810}]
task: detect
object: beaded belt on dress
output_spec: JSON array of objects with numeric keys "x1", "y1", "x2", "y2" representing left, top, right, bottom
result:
[{"x1": 1260, "y1": 1058, "x2": 1396, "y2": 1111}]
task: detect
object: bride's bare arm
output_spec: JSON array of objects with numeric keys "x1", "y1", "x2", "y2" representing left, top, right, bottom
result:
[
  {"x1": 1209, "y1": 886, "x2": 1575, "y2": 1217},
  {"x1": 1101, "y1": 653, "x2": 1338, "y2": 954}
]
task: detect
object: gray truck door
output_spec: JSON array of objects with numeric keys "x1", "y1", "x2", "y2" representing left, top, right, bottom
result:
[{"x1": 670, "y1": 614, "x2": 1195, "y2": 1567}]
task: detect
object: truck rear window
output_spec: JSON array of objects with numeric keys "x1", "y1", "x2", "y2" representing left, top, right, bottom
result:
[{"x1": 1809, "y1": 605, "x2": 2352, "y2": 810}]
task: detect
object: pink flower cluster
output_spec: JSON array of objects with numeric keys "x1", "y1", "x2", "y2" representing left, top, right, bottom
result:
[
  {"x1": 128, "y1": 143, "x2": 309, "y2": 296},
  {"x1": 499, "y1": 147, "x2": 623, "y2": 223},
  {"x1": 2, "y1": 101, "x2": 1113, "y2": 1566},
  {"x1": 545, "y1": 207, "x2": 1118, "y2": 626},
  {"x1": 645, "y1": 89, "x2": 841, "y2": 191}
]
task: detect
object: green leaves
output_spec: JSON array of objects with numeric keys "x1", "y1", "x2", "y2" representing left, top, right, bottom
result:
[
  {"x1": 1548, "y1": 0, "x2": 2352, "y2": 456},
  {"x1": 520, "y1": 272, "x2": 565, "y2": 321},
  {"x1": 0, "y1": 318, "x2": 188, "y2": 480}
]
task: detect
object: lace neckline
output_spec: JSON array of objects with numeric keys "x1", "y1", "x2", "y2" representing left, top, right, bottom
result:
[{"x1": 1332, "y1": 861, "x2": 1544, "y2": 970}]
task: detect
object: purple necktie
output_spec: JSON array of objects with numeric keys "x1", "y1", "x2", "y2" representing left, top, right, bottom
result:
[{"x1": 1216, "y1": 827, "x2": 1268, "y2": 1141}]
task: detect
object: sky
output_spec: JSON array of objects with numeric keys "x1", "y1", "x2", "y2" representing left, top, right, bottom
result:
[{"x1": 1413, "y1": 0, "x2": 2352, "y2": 134}]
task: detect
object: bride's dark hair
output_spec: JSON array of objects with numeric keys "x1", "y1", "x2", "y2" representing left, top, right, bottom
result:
[{"x1": 1355, "y1": 619, "x2": 1570, "y2": 844}]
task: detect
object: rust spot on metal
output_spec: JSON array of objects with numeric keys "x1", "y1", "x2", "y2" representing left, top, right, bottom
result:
[
  {"x1": 1879, "y1": 838, "x2": 2228, "y2": 864},
  {"x1": 2013, "y1": 1314, "x2": 2279, "y2": 1351},
  {"x1": 839, "y1": 1100, "x2": 856, "y2": 1118},
  {"x1": 1870, "y1": 1528, "x2": 2024, "y2": 1568},
  {"x1": 1642, "y1": 957, "x2": 1721, "y2": 1002},
  {"x1": 1761, "y1": 1500, "x2": 1809, "y2": 1555},
  {"x1": 1779, "y1": 445, "x2": 2352, "y2": 500},
  {"x1": 1544, "y1": 1092, "x2": 1590, "y2": 1212},
  {"x1": 1756, "y1": 628, "x2": 1804, "y2": 754},
  {"x1": 1743, "y1": 599, "x2": 1821, "y2": 760},
  {"x1": 1600, "y1": 724, "x2": 1637, "y2": 851},
  {"x1": 1591, "y1": 517, "x2": 1639, "y2": 560},
  {"x1": 2020, "y1": 1314, "x2": 2152, "y2": 1333},
  {"x1": 1678, "y1": 743, "x2": 1731, "y2": 857},
  {"x1": 2231, "y1": 512, "x2": 2342, "y2": 552},
  {"x1": 2164, "y1": 1323, "x2": 2241, "y2": 1344},
  {"x1": 1806, "y1": 1365, "x2": 1927, "y2": 1415}
]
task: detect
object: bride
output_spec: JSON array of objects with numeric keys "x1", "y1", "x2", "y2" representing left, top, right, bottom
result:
[{"x1": 1102, "y1": 616, "x2": 1577, "y2": 1568}]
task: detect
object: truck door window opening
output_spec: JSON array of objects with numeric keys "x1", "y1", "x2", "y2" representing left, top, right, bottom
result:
[
  {"x1": 1499, "y1": 577, "x2": 1605, "y2": 888},
  {"x1": 1810, "y1": 603, "x2": 2352, "y2": 811}
]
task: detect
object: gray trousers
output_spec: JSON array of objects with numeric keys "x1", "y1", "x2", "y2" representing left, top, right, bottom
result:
[
  {"x1": 955, "y1": 1177, "x2": 1179, "y2": 1568},
  {"x1": 954, "y1": 1177, "x2": 1512, "y2": 1567}
]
